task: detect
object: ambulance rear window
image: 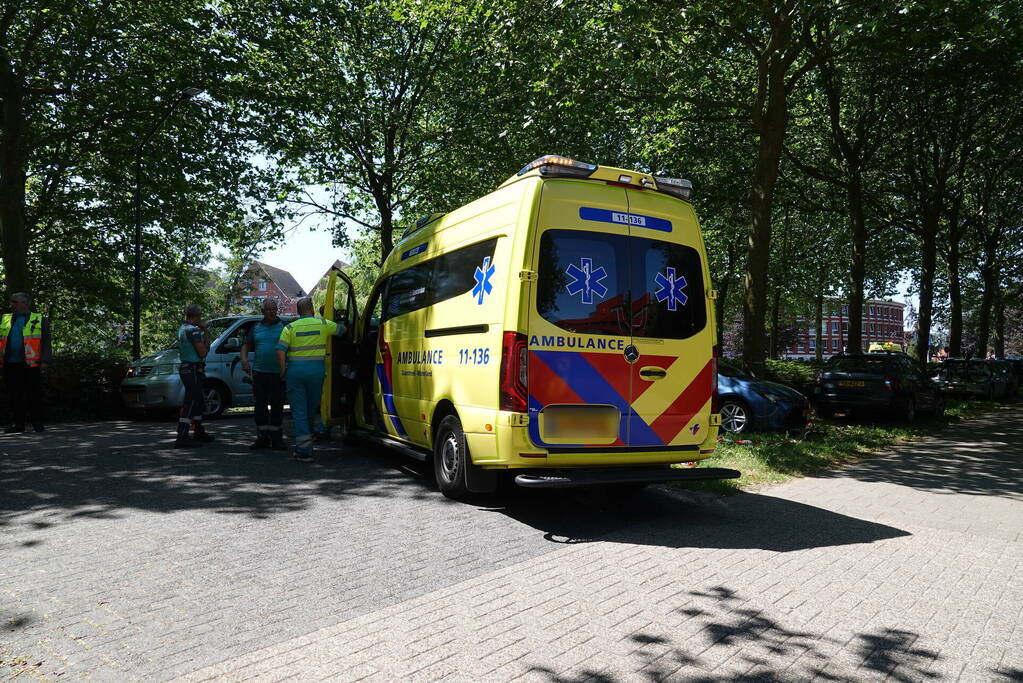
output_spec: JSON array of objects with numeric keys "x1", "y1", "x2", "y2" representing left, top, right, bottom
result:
[{"x1": 537, "y1": 230, "x2": 706, "y2": 340}]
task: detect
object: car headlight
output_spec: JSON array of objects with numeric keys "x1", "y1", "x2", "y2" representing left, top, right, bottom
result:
[{"x1": 151, "y1": 363, "x2": 179, "y2": 376}]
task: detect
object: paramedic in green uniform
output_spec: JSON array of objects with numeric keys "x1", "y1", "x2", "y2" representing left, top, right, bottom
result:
[
  {"x1": 276, "y1": 297, "x2": 337, "y2": 461},
  {"x1": 175, "y1": 304, "x2": 215, "y2": 448},
  {"x1": 240, "y1": 299, "x2": 287, "y2": 450}
]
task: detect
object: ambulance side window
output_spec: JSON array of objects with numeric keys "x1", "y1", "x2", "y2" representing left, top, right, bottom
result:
[
  {"x1": 431, "y1": 238, "x2": 498, "y2": 307},
  {"x1": 379, "y1": 238, "x2": 498, "y2": 322},
  {"x1": 382, "y1": 262, "x2": 431, "y2": 322}
]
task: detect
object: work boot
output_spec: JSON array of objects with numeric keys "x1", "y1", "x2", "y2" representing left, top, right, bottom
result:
[
  {"x1": 193, "y1": 428, "x2": 215, "y2": 443},
  {"x1": 4, "y1": 425, "x2": 24, "y2": 434},
  {"x1": 175, "y1": 436, "x2": 201, "y2": 448},
  {"x1": 249, "y1": 435, "x2": 271, "y2": 450},
  {"x1": 270, "y1": 434, "x2": 288, "y2": 451},
  {"x1": 290, "y1": 451, "x2": 313, "y2": 462}
]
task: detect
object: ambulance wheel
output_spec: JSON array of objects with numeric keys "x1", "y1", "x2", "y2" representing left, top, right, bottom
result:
[{"x1": 434, "y1": 414, "x2": 471, "y2": 499}]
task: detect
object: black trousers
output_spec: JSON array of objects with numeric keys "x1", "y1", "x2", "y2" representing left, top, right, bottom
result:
[
  {"x1": 178, "y1": 363, "x2": 205, "y2": 437},
  {"x1": 253, "y1": 371, "x2": 285, "y2": 435},
  {"x1": 3, "y1": 363, "x2": 42, "y2": 428}
]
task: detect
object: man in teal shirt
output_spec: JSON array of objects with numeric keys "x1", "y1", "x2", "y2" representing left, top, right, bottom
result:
[{"x1": 241, "y1": 299, "x2": 287, "y2": 450}]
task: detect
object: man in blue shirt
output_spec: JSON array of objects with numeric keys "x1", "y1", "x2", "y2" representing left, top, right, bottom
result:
[
  {"x1": 241, "y1": 299, "x2": 287, "y2": 450},
  {"x1": 175, "y1": 304, "x2": 215, "y2": 448},
  {"x1": 1, "y1": 293, "x2": 52, "y2": 433}
]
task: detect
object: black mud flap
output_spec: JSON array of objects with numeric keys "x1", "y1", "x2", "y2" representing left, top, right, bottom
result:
[
  {"x1": 514, "y1": 466, "x2": 740, "y2": 489},
  {"x1": 465, "y1": 458, "x2": 498, "y2": 493}
]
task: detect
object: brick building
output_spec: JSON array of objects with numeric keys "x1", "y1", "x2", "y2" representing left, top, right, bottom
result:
[
  {"x1": 783, "y1": 299, "x2": 906, "y2": 359},
  {"x1": 234, "y1": 261, "x2": 306, "y2": 315}
]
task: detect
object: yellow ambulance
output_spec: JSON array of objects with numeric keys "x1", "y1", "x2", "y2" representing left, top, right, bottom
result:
[{"x1": 323, "y1": 155, "x2": 738, "y2": 498}]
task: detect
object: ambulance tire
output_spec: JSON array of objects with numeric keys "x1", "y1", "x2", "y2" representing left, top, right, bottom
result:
[{"x1": 434, "y1": 414, "x2": 471, "y2": 499}]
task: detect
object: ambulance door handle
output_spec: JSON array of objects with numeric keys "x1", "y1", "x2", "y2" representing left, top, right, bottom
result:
[{"x1": 639, "y1": 367, "x2": 667, "y2": 380}]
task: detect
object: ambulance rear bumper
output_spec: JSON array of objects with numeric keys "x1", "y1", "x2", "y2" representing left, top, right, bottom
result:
[{"x1": 514, "y1": 466, "x2": 740, "y2": 489}]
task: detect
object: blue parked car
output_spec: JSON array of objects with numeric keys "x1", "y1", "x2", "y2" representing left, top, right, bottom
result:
[{"x1": 717, "y1": 363, "x2": 809, "y2": 434}]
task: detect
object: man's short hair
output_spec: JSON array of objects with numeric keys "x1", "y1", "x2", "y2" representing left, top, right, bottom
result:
[
  {"x1": 296, "y1": 296, "x2": 314, "y2": 314},
  {"x1": 261, "y1": 298, "x2": 278, "y2": 310},
  {"x1": 10, "y1": 292, "x2": 31, "y2": 305},
  {"x1": 184, "y1": 304, "x2": 202, "y2": 319}
]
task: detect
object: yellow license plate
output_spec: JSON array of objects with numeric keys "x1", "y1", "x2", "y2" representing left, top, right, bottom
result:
[
  {"x1": 838, "y1": 380, "x2": 865, "y2": 387},
  {"x1": 542, "y1": 406, "x2": 619, "y2": 440}
]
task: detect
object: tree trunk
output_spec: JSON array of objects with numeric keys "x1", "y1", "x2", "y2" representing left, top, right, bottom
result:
[
  {"x1": 946, "y1": 209, "x2": 963, "y2": 356},
  {"x1": 742, "y1": 81, "x2": 789, "y2": 376},
  {"x1": 993, "y1": 292, "x2": 1005, "y2": 358},
  {"x1": 915, "y1": 209, "x2": 940, "y2": 371},
  {"x1": 0, "y1": 65, "x2": 30, "y2": 295},
  {"x1": 975, "y1": 233, "x2": 998, "y2": 358},
  {"x1": 769, "y1": 285, "x2": 781, "y2": 359},
  {"x1": 715, "y1": 275, "x2": 729, "y2": 345},
  {"x1": 814, "y1": 293, "x2": 823, "y2": 362},
  {"x1": 846, "y1": 175, "x2": 866, "y2": 354}
]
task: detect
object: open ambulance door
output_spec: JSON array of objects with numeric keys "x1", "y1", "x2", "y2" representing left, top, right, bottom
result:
[{"x1": 322, "y1": 265, "x2": 360, "y2": 435}]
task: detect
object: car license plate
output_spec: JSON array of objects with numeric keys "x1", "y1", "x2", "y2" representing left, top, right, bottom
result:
[
  {"x1": 838, "y1": 380, "x2": 865, "y2": 387},
  {"x1": 542, "y1": 406, "x2": 619, "y2": 439},
  {"x1": 122, "y1": 390, "x2": 142, "y2": 404}
]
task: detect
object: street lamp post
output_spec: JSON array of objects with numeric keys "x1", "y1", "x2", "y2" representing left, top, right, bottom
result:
[{"x1": 132, "y1": 87, "x2": 202, "y2": 360}]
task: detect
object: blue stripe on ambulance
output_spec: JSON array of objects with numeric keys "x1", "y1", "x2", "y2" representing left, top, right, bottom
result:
[
  {"x1": 579, "y1": 207, "x2": 672, "y2": 232},
  {"x1": 375, "y1": 362, "x2": 408, "y2": 439}
]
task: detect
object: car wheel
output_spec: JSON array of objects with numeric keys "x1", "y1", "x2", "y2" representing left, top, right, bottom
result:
[
  {"x1": 901, "y1": 398, "x2": 916, "y2": 422},
  {"x1": 719, "y1": 400, "x2": 751, "y2": 434},
  {"x1": 813, "y1": 403, "x2": 835, "y2": 419},
  {"x1": 203, "y1": 383, "x2": 228, "y2": 419},
  {"x1": 433, "y1": 414, "x2": 471, "y2": 499}
]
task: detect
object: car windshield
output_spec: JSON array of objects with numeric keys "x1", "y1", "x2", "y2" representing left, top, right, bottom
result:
[
  {"x1": 204, "y1": 319, "x2": 236, "y2": 342},
  {"x1": 826, "y1": 357, "x2": 894, "y2": 373}
]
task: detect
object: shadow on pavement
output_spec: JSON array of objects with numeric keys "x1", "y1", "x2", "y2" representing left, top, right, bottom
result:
[
  {"x1": 477, "y1": 484, "x2": 909, "y2": 552},
  {"x1": 528, "y1": 585, "x2": 942, "y2": 682},
  {"x1": 818, "y1": 407, "x2": 1023, "y2": 499},
  {"x1": 0, "y1": 418, "x2": 909, "y2": 554}
]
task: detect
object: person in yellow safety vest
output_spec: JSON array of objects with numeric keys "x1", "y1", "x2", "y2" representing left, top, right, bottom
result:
[
  {"x1": 0, "y1": 292, "x2": 52, "y2": 433},
  {"x1": 276, "y1": 296, "x2": 342, "y2": 462}
]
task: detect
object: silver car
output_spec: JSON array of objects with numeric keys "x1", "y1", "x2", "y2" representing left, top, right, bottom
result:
[{"x1": 121, "y1": 315, "x2": 296, "y2": 417}]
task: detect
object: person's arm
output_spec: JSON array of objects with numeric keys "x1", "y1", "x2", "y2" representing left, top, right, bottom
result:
[
  {"x1": 240, "y1": 333, "x2": 252, "y2": 373},
  {"x1": 276, "y1": 325, "x2": 291, "y2": 379},
  {"x1": 188, "y1": 325, "x2": 208, "y2": 360},
  {"x1": 276, "y1": 349, "x2": 287, "y2": 379}
]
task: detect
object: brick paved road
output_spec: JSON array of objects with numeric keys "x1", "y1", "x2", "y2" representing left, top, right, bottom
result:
[{"x1": 2, "y1": 406, "x2": 1022, "y2": 681}]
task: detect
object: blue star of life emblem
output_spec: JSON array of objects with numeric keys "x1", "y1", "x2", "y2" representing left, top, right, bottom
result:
[
  {"x1": 654, "y1": 267, "x2": 688, "y2": 311},
  {"x1": 472, "y1": 256, "x2": 495, "y2": 305},
  {"x1": 565, "y1": 257, "x2": 609, "y2": 305}
]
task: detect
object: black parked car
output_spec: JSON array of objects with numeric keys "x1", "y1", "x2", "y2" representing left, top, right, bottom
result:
[
  {"x1": 812, "y1": 353, "x2": 944, "y2": 420},
  {"x1": 932, "y1": 359, "x2": 1017, "y2": 399}
]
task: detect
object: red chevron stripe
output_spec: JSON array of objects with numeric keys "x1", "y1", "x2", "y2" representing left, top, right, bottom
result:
[
  {"x1": 648, "y1": 359, "x2": 714, "y2": 444},
  {"x1": 528, "y1": 352, "x2": 584, "y2": 405}
]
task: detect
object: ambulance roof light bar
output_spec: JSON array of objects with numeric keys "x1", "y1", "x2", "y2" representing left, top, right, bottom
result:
[
  {"x1": 517, "y1": 155, "x2": 598, "y2": 178},
  {"x1": 652, "y1": 176, "x2": 693, "y2": 201}
]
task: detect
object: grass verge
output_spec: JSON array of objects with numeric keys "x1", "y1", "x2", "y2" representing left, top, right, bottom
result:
[{"x1": 674, "y1": 397, "x2": 1014, "y2": 495}]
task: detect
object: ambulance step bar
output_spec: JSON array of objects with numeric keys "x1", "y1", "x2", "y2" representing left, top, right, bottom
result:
[
  {"x1": 514, "y1": 466, "x2": 741, "y2": 489},
  {"x1": 354, "y1": 430, "x2": 429, "y2": 461}
]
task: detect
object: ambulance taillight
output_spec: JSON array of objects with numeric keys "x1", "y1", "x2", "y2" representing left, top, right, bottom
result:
[{"x1": 500, "y1": 332, "x2": 528, "y2": 412}]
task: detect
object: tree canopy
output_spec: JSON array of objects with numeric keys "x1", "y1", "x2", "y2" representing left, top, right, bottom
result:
[{"x1": 2, "y1": 0, "x2": 1021, "y2": 360}]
